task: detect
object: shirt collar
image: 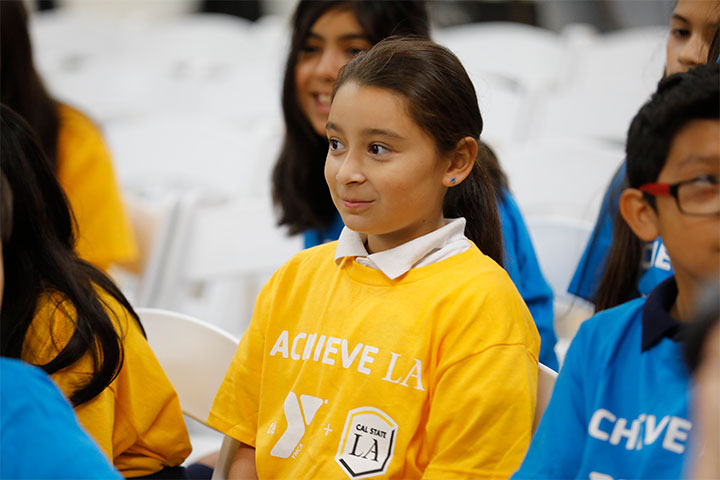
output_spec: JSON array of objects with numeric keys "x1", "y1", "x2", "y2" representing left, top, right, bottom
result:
[
  {"x1": 334, "y1": 218, "x2": 468, "y2": 280},
  {"x1": 641, "y1": 276, "x2": 682, "y2": 352}
]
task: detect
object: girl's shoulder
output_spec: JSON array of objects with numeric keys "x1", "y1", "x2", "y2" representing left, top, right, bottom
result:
[
  {"x1": 570, "y1": 297, "x2": 646, "y2": 360},
  {"x1": 22, "y1": 286, "x2": 137, "y2": 365}
]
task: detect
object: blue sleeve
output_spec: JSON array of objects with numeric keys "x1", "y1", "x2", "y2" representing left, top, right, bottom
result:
[
  {"x1": 303, "y1": 212, "x2": 345, "y2": 249},
  {"x1": 499, "y1": 190, "x2": 558, "y2": 370},
  {"x1": 568, "y1": 163, "x2": 626, "y2": 302},
  {"x1": 512, "y1": 324, "x2": 593, "y2": 479},
  {"x1": 0, "y1": 359, "x2": 122, "y2": 479}
]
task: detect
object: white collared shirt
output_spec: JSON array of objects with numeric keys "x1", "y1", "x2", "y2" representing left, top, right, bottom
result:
[{"x1": 333, "y1": 218, "x2": 471, "y2": 280}]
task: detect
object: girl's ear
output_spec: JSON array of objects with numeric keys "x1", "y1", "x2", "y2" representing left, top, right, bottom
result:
[
  {"x1": 619, "y1": 188, "x2": 660, "y2": 242},
  {"x1": 443, "y1": 136, "x2": 477, "y2": 186}
]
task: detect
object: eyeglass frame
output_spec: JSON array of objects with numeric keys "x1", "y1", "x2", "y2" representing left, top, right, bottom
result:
[{"x1": 638, "y1": 174, "x2": 720, "y2": 217}]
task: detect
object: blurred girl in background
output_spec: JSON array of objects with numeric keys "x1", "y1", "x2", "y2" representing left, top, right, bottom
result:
[{"x1": 0, "y1": 0, "x2": 136, "y2": 272}]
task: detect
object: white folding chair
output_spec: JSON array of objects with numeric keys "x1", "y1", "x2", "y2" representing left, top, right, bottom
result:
[
  {"x1": 525, "y1": 215, "x2": 595, "y2": 366},
  {"x1": 534, "y1": 363, "x2": 559, "y2": 434},
  {"x1": 110, "y1": 191, "x2": 181, "y2": 308},
  {"x1": 136, "y1": 308, "x2": 239, "y2": 476},
  {"x1": 151, "y1": 193, "x2": 303, "y2": 337}
]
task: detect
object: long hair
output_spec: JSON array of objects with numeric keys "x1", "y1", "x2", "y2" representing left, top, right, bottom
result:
[
  {"x1": 272, "y1": 0, "x2": 429, "y2": 234},
  {"x1": 595, "y1": 63, "x2": 720, "y2": 312},
  {"x1": 333, "y1": 37, "x2": 505, "y2": 266},
  {"x1": 0, "y1": 104, "x2": 144, "y2": 406},
  {"x1": 0, "y1": 0, "x2": 60, "y2": 170}
]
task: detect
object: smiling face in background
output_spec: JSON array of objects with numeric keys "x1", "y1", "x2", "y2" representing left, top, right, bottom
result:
[
  {"x1": 295, "y1": 8, "x2": 372, "y2": 136},
  {"x1": 666, "y1": 0, "x2": 720, "y2": 75},
  {"x1": 325, "y1": 82, "x2": 452, "y2": 254}
]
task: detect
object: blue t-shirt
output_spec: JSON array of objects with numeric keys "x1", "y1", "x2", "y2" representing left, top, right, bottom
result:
[
  {"x1": 304, "y1": 189, "x2": 558, "y2": 369},
  {"x1": 569, "y1": 163, "x2": 673, "y2": 302},
  {"x1": 514, "y1": 277, "x2": 693, "y2": 480},
  {"x1": 0, "y1": 358, "x2": 122, "y2": 479}
]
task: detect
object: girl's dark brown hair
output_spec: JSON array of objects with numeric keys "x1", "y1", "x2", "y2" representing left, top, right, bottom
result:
[
  {"x1": 272, "y1": 1, "x2": 429, "y2": 234},
  {"x1": 595, "y1": 63, "x2": 720, "y2": 312},
  {"x1": 0, "y1": 0, "x2": 61, "y2": 170},
  {"x1": 332, "y1": 37, "x2": 504, "y2": 266}
]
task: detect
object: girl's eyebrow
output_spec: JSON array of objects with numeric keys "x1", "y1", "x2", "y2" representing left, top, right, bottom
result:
[
  {"x1": 677, "y1": 154, "x2": 720, "y2": 169},
  {"x1": 307, "y1": 32, "x2": 370, "y2": 42},
  {"x1": 362, "y1": 128, "x2": 404, "y2": 140},
  {"x1": 326, "y1": 121, "x2": 342, "y2": 133},
  {"x1": 671, "y1": 14, "x2": 689, "y2": 23}
]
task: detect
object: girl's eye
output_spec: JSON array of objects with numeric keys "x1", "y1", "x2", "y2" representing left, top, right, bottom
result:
[
  {"x1": 300, "y1": 44, "x2": 321, "y2": 54},
  {"x1": 347, "y1": 47, "x2": 367, "y2": 56},
  {"x1": 369, "y1": 144, "x2": 390, "y2": 155},
  {"x1": 329, "y1": 139, "x2": 345, "y2": 151},
  {"x1": 671, "y1": 28, "x2": 690, "y2": 38}
]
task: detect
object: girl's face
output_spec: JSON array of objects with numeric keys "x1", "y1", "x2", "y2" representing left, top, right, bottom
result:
[
  {"x1": 295, "y1": 8, "x2": 372, "y2": 136},
  {"x1": 665, "y1": 0, "x2": 720, "y2": 76},
  {"x1": 325, "y1": 83, "x2": 452, "y2": 254},
  {"x1": 649, "y1": 119, "x2": 720, "y2": 283}
]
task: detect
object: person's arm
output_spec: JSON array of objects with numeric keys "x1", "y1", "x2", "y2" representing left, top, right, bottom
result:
[{"x1": 228, "y1": 443, "x2": 258, "y2": 480}]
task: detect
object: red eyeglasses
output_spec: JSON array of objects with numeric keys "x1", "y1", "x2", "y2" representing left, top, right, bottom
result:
[{"x1": 639, "y1": 175, "x2": 720, "y2": 216}]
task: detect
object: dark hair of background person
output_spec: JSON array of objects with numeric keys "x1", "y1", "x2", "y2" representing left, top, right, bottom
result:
[
  {"x1": 272, "y1": 0, "x2": 430, "y2": 235},
  {"x1": 594, "y1": 63, "x2": 720, "y2": 312},
  {"x1": 332, "y1": 37, "x2": 505, "y2": 266},
  {"x1": 0, "y1": 0, "x2": 61, "y2": 171},
  {"x1": 683, "y1": 279, "x2": 720, "y2": 374},
  {"x1": 0, "y1": 104, "x2": 144, "y2": 407},
  {"x1": 709, "y1": 21, "x2": 720, "y2": 63}
]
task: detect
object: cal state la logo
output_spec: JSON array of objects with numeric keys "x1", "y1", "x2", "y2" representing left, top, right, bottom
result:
[{"x1": 335, "y1": 407, "x2": 398, "y2": 479}]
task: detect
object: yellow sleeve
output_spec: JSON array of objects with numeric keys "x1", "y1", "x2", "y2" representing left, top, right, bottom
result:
[
  {"x1": 56, "y1": 105, "x2": 137, "y2": 271},
  {"x1": 207, "y1": 273, "x2": 276, "y2": 446},
  {"x1": 423, "y1": 274, "x2": 540, "y2": 479}
]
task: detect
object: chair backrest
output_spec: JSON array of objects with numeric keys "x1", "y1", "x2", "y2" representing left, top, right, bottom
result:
[
  {"x1": 534, "y1": 362, "x2": 559, "y2": 434},
  {"x1": 110, "y1": 192, "x2": 181, "y2": 308},
  {"x1": 525, "y1": 215, "x2": 593, "y2": 297},
  {"x1": 136, "y1": 307, "x2": 239, "y2": 424},
  {"x1": 152, "y1": 193, "x2": 303, "y2": 336}
]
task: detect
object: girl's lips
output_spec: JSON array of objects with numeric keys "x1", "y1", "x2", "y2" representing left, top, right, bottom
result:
[
  {"x1": 313, "y1": 93, "x2": 331, "y2": 114},
  {"x1": 342, "y1": 199, "x2": 373, "y2": 210}
]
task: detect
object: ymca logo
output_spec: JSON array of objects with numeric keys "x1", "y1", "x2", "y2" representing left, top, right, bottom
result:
[
  {"x1": 270, "y1": 392, "x2": 326, "y2": 458},
  {"x1": 335, "y1": 407, "x2": 398, "y2": 479}
]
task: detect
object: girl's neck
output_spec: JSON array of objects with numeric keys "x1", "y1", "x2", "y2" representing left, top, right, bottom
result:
[{"x1": 366, "y1": 217, "x2": 446, "y2": 254}]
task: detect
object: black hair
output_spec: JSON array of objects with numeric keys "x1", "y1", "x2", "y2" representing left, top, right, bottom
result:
[
  {"x1": 272, "y1": 0, "x2": 430, "y2": 234},
  {"x1": 0, "y1": 0, "x2": 61, "y2": 170},
  {"x1": 332, "y1": 37, "x2": 505, "y2": 266},
  {"x1": 709, "y1": 20, "x2": 720, "y2": 64},
  {"x1": 595, "y1": 63, "x2": 720, "y2": 312},
  {"x1": 0, "y1": 104, "x2": 144, "y2": 406}
]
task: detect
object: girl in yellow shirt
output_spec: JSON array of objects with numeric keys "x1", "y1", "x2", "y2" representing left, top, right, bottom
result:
[
  {"x1": 0, "y1": 105, "x2": 191, "y2": 477},
  {"x1": 209, "y1": 38, "x2": 540, "y2": 479}
]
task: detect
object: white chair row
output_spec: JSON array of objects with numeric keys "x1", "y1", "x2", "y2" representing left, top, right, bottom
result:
[{"x1": 31, "y1": 11, "x2": 666, "y2": 146}]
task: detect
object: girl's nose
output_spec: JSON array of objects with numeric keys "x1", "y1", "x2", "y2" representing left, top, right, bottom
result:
[
  {"x1": 335, "y1": 151, "x2": 365, "y2": 185},
  {"x1": 678, "y1": 33, "x2": 708, "y2": 69},
  {"x1": 314, "y1": 48, "x2": 345, "y2": 82}
]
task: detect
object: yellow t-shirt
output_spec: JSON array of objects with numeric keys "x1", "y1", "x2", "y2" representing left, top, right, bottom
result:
[
  {"x1": 56, "y1": 104, "x2": 137, "y2": 271},
  {"x1": 208, "y1": 242, "x2": 540, "y2": 479},
  {"x1": 21, "y1": 290, "x2": 192, "y2": 477}
]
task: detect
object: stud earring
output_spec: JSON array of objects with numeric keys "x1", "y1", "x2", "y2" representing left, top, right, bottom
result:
[{"x1": 450, "y1": 177, "x2": 456, "y2": 184}]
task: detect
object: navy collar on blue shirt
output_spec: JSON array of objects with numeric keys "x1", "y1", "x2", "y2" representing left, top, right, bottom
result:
[{"x1": 641, "y1": 276, "x2": 682, "y2": 352}]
